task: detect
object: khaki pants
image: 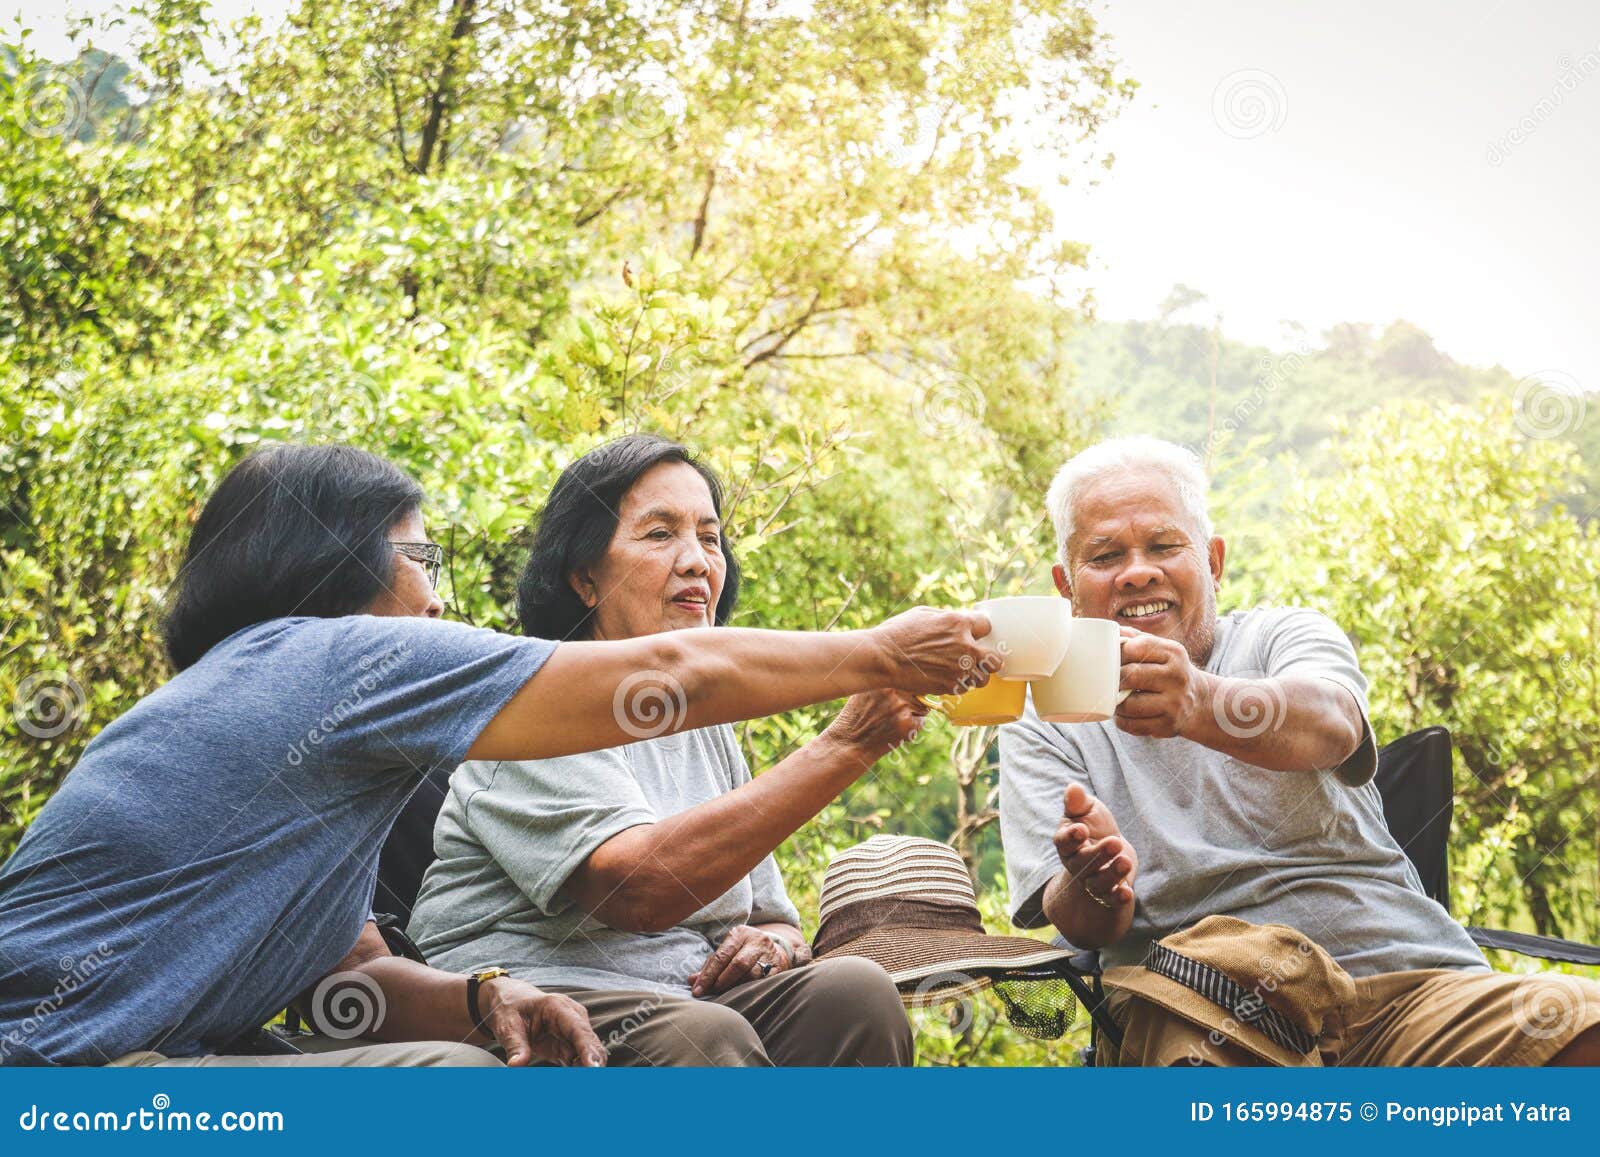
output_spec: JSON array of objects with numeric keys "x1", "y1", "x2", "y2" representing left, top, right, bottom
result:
[
  {"x1": 1101, "y1": 967, "x2": 1600, "y2": 1067},
  {"x1": 551, "y1": 956, "x2": 914, "y2": 1067},
  {"x1": 110, "y1": 1035, "x2": 502, "y2": 1068}
]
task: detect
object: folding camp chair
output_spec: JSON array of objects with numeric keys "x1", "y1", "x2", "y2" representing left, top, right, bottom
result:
[
  {"x1": 1374, "y1": 726, "x2": 1600, "y2": 966},
  {"x1": 1057, "y1": 725, "x2": 1600, "y2": 1065}
]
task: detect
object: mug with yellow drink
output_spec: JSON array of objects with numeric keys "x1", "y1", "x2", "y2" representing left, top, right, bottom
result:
[{"x1": 924, "y1": 598, "x2": 1128, "y2": 727}]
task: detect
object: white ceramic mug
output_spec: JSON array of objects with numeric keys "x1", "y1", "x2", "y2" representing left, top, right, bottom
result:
[
  {"x1": 1030, "y1": 616, "x2": 1132, "y2": 723},
  {"x1": 976, "y1": 595, "x2": 1073, "y2": 681}
]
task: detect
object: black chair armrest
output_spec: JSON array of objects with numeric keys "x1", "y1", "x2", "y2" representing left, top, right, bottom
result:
[
  {"x1": 1053, "y1": 950, "x2": 1122, "y2": 1055},
  {"x1": 373, "y1": 912, "x2": 429, "y2": 964},
  {"x1": 1468, "y1": 926, "x2": 1600, "y2": 967}
]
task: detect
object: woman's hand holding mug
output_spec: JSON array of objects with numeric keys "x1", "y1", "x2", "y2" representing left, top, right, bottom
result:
[{"x1": 870, "y1": 606, "x2": 997, "y2": 696}]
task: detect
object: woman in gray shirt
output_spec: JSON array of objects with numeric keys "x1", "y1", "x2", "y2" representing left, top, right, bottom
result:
[{"x1": 409, "y1": 435, "x2": 924, "y2": 1065}]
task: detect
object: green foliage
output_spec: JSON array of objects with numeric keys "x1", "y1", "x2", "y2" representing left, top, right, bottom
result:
[
  {"x1": 2, "y1": 0, "x2": 1126, "y2": 1064},
  {"x1": 1254, "y1": 400, "x2": 1600, "y2": 944},
  {"x1": 3, "y1": 1, "x2": 1596, "y2": 1067}
]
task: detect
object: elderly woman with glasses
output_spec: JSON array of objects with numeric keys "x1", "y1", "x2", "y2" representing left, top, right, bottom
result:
[
  {"x1": 403, "y1": 435, "x2": 931, "y2": 1066},
  {"x1": 0, "y1": 443, "x2": 994, "y2": 1068}
]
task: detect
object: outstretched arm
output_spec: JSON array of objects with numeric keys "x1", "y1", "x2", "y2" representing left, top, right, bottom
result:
[
  {"x1": 1039, "y1": 783, "x2": 1137, "y2": 950},
  {"x1": 470, "y1": 607, "x2": 991, "y2": 762}
]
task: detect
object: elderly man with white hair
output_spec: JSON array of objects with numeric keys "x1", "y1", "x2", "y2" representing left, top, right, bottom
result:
[{"x1": 998, "y1": 436, "x2": 1600, "y2": 1066}]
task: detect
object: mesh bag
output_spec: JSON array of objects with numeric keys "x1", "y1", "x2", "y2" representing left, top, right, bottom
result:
[
  {"x1": 991, "y1": 977, "x2": 1078, "y2": 1040},
  {"x1": 900, "y1": 964, "x2": 1083, "y2": 1040}
]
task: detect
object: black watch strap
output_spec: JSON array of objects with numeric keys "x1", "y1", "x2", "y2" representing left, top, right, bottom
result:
[{"x1": 467, "y1": 967, "x2": 509, "y2": 1032}]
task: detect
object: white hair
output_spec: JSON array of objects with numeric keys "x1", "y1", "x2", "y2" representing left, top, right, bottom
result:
[{"x1": 1044, "y1": 436, "x2": 1213, "y2": 564}]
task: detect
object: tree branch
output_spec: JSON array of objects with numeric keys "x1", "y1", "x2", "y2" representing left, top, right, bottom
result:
[
  {"x1": 690, "y1": 167, "x2": 716, "y2": 259},
  {"x1": 576, "y1": 184, "x2": 636, "y2": 228},
  {"x1": 416, "y1": 0, "x2": 477, "y2": 176},
  {"x1": 740, "y1": 289, "x2": 827, "y2": 368},
  {"x1": 386, "y1": 70, "x2": 416, "y2": 173}
]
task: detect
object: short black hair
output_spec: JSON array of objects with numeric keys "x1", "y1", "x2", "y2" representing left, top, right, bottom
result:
[
  {"x1": 162, "y1": 443, "x2": 425, "y2": 670},
  {"x1": 517, "y1": 434, "x2": 740, "y2": 640}
]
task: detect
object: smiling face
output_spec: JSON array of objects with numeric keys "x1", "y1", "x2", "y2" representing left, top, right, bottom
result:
[
  {"x1": 569, "y1": 460, "x2": 727, "y2": 640},
  {"x1": 1053, "y1": 465, "x2": 1226, "y2": 666}
]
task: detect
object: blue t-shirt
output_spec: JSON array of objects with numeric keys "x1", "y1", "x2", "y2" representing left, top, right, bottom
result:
[{"x1": 0, "y1": 614, "x2": 554, "y2": 1066}]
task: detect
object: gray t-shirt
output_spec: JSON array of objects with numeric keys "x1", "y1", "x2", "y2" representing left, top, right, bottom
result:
[
  {"x1": 999, "y1": 606, "x2": 1487, "y2": 977},
  {"x1": 408, "y1": 724, "x2": 800, "y2": 994}
]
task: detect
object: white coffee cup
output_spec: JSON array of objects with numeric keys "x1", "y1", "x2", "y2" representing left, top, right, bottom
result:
[
  {"x1": 1031, "y1": 616, "x2": 1132, "y2": 723},
  {"x1": 976, "y1": 595, "x2": 1073, "y2": 681}
]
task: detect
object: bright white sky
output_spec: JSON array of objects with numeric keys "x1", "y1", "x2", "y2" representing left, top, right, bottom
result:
[
  {"x1": 1048, "y1": 0, "x2": 1599, "y2": 389},
  {"x1": 12, "y1": 0, "x2": 1598, "y2": 389}
]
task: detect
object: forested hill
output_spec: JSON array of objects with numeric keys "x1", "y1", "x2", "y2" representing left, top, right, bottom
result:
[{"x1": 1068, "y1": 309, "x2": 1597, "y2": 517}]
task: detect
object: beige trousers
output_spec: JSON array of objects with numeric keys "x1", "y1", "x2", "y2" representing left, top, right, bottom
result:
[
  {"x1": 1101, "y1": 967, "x2": 1600, "y2": 1067},
  {"x1": 109, "y1": 1034, "x2": 502, "y2": 1067}
]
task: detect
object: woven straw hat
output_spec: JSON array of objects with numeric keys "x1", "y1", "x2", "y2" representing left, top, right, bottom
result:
[
  {"x1": 1103, "y1": 915, "x2": 1357, "y2": 1067},
  {"x1": 811, "y1": 835, "x2": 1075, "y2": 1006}
]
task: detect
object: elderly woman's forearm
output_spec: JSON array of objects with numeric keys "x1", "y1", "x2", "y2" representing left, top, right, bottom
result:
[{"x1": 570, "y1": 731, "x2": 873, "y2": 933}]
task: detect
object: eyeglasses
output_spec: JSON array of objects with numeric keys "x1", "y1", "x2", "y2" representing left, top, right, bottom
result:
[{"x1": 392, "y1": 541, "x2": 444, "y2": 589}]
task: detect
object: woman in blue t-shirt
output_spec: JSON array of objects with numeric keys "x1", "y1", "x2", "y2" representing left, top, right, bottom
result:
[{"x1": 0, "y1": 443, "x2": 995, "y2": 1068}]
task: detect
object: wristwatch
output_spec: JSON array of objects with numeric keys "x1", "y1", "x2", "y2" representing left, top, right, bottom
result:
[{"x1": 467, "y1": 966, "x2": 511, "y2": 1032}]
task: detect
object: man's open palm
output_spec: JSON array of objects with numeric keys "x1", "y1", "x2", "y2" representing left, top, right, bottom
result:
[{"x1": 1052, "y1": 782, "x2": 1137, "y2": 907}]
